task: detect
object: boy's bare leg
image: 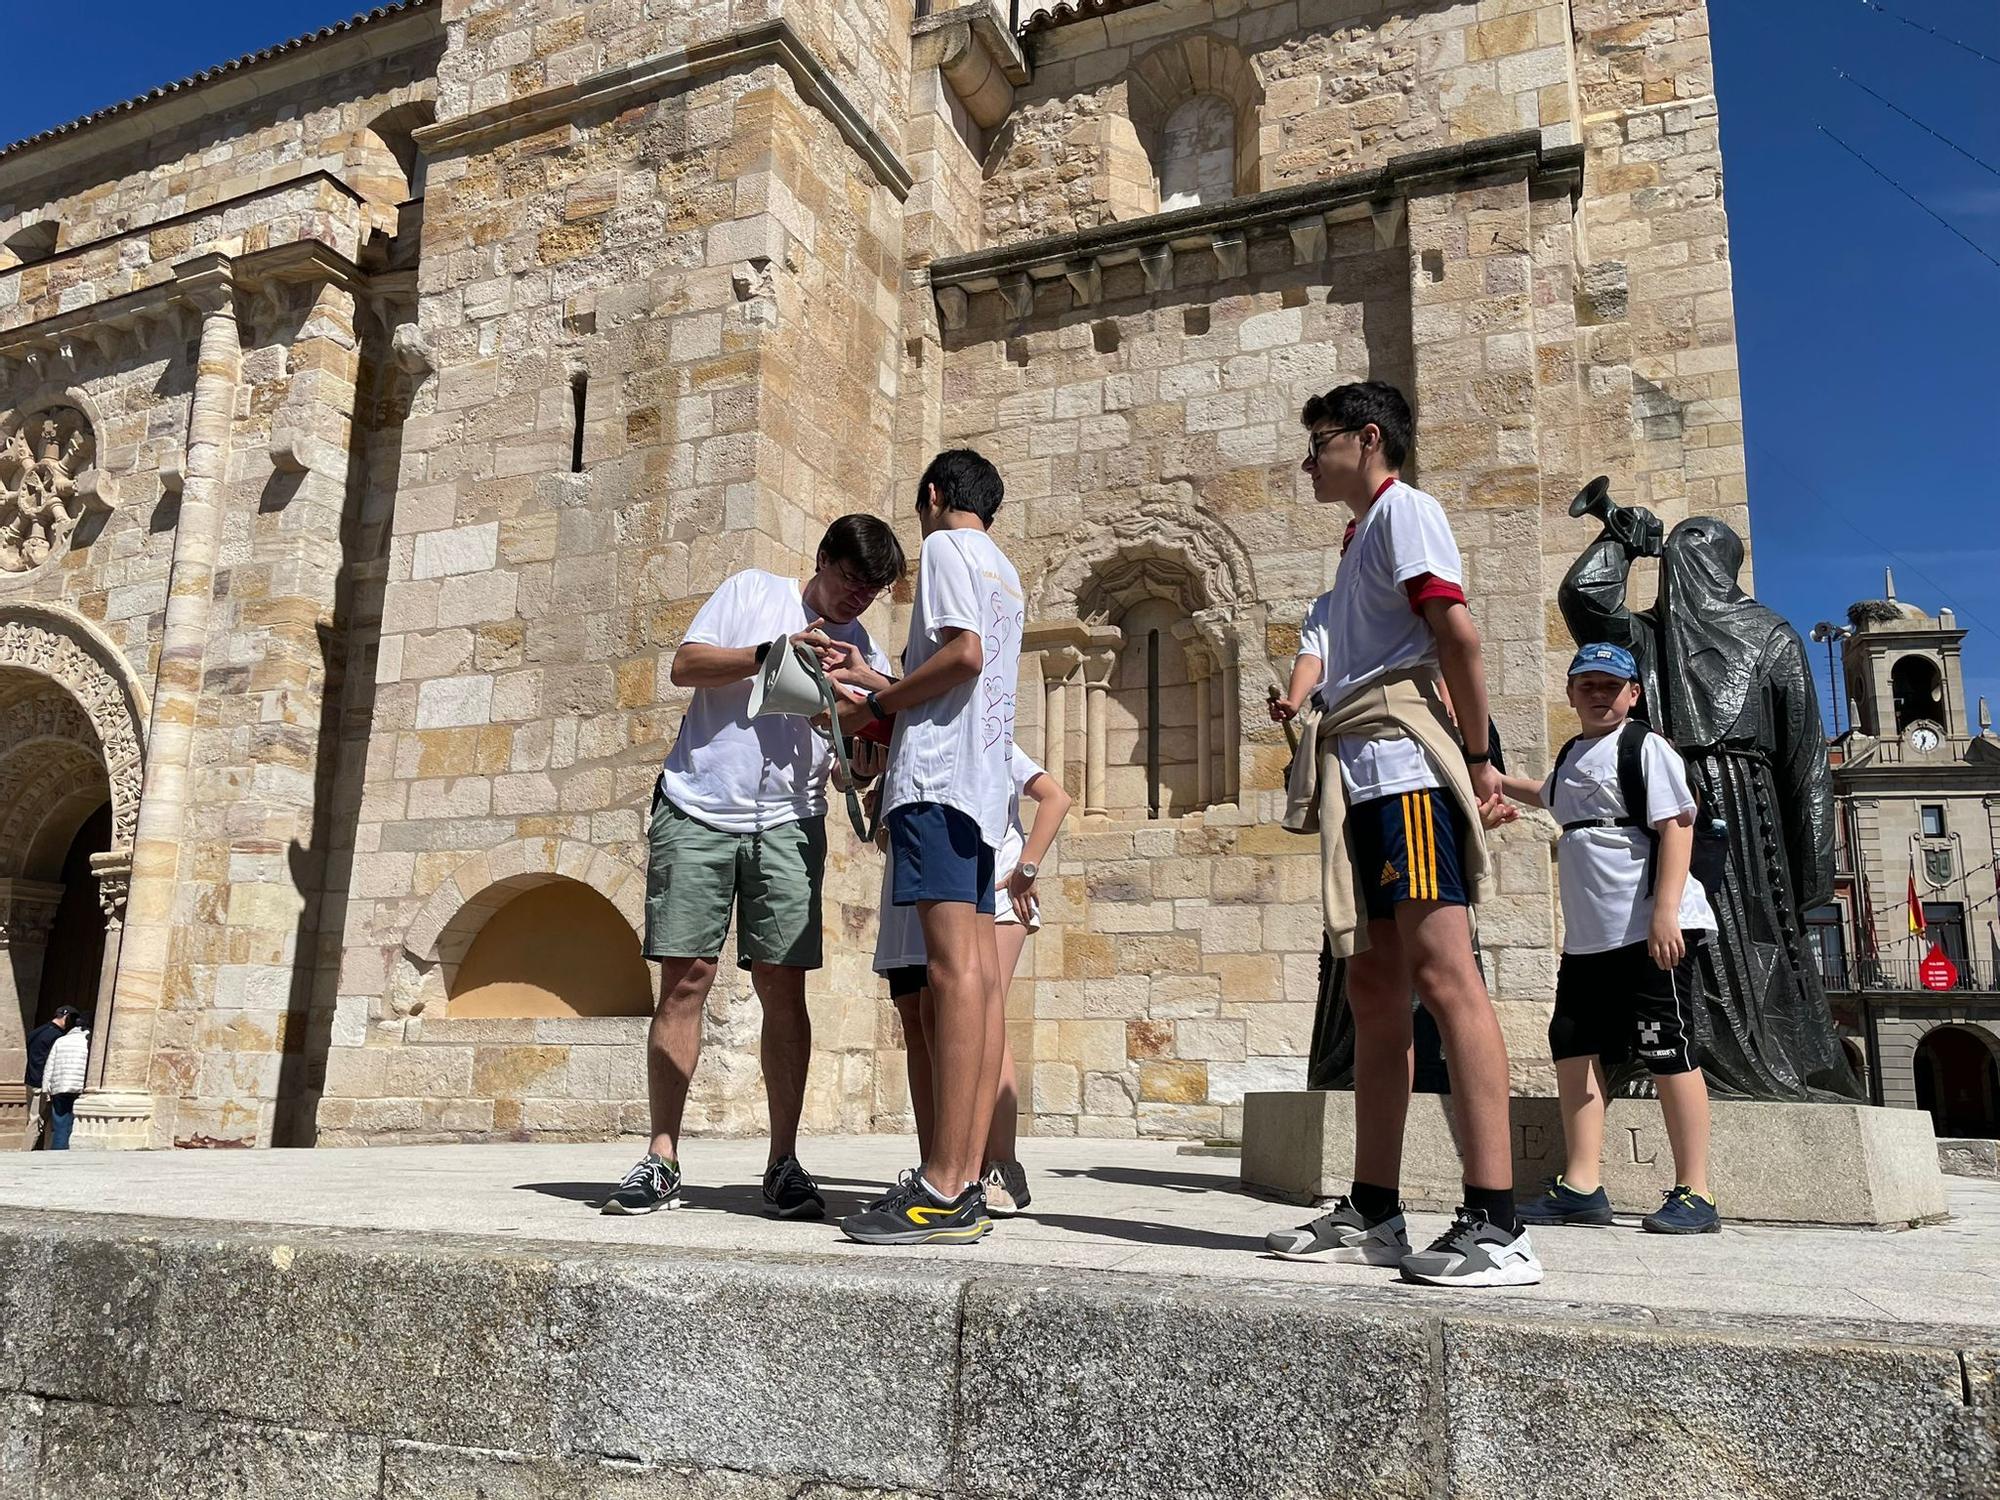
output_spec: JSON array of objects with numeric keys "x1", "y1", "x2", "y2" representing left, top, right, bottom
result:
[
  {"x1": 1395, "y1": 899, "x2": 1513, "y2": 1190},
  {"x1": 1554, "y1": 1055, "x2": 1609, "y2": 1191},
  {"x1": 894, "y1": 990, "x2": 936, "y2": 1163},
  {"x1": 918, "y1": 899, "x2": 997, "y2": 1193},
  {"x1": 1345, "y1": 917, "x2": 1416, "y2": 1190},
  {"x1": 648, "y1": 956, "x2": 719, "y2": 1161},
  {"x1": 749, "y1": 962, "x2": 810, "y2": 1165},
  {"x1": 1655, "y1": 1070, "x2": 1712, "y2": 1196},
  {"x1": 984, "y1": 921, "x2": 1031, "y2": 1165}
]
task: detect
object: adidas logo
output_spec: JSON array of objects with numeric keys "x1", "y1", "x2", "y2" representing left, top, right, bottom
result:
[{"x1": 1379, "y1": 861, "x2": 1399, "y2": 887}]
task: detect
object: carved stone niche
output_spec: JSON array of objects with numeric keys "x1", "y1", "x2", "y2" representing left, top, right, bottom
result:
[{"x1": 0, "y1": 405, "x2": 101, "y2": 576}]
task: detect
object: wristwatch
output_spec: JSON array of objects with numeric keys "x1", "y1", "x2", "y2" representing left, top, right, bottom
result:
[
  {"x1": 1016, "y1": 861, "x2": 1039, "y2": 882},
  {"x1": 1463, "y1": 749, "x2": 1492, "y2": 765},
  {"x1": 866, "y1": 691, "x2": 888, "y2": 721}
]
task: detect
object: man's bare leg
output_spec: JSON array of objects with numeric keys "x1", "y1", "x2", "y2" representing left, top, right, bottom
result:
[
  {"x1": 894, "y1": 991, "x2": 935, "y2": 1162},
  {"x1": 1396, "y1": 899, "x2": 1512, "y2": 1190},
  {"x1": 918, "y1": 899, "x2": 997, "y2": 1194},
  {"x1": 983, "y1": 920, "x2": 1031, "y2": 1166},
  {"x1": 648, "y1": 956, "x2": 719, "y2": 1161},
  {"x1": 1345, "y1": 918, "x2": 1415, "y2": 1192},
  {"x1": 749, "y1": 961, "x2": 811, "y2": 1165}
]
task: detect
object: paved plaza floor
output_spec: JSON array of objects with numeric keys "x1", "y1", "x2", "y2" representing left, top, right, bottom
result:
[{"x1": 2, "y1": 1134, "x2": 1994, "y2": 1334}]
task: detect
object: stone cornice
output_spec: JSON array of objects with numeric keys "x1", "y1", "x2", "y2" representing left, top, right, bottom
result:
[
  {"x1": 926, "y1": 131, "x2": 1583, "y2": 323},
  {"x1": 0, "y1": 4, "x2": 442, "y2": 197},
  {"x1": 415, "y1": 19, "x2": 913, "y2": 202}
]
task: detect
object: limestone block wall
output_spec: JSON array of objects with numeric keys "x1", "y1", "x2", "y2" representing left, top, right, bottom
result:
[{"x1": 326, "y1": 11, "x2": 913, "y2": 1142}]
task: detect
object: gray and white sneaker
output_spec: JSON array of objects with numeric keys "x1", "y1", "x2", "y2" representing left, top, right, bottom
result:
[
  {"x1": 1399, "y1": 1210, "x2": 1543, "y2": 1288},
  {"x1": 1264, "y1": 1196, "x2": 1411, "y2": 1265}
]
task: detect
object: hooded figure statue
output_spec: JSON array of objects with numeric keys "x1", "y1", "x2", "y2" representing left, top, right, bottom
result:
[{"x1": 1559, "y1": 490, "x2": 1860, "y2": 1102}]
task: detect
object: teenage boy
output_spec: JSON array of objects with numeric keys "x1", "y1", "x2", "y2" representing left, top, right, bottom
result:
[
  {"x1": 829, "y1": 448, "x2": 1024, "y2": 1245},
  {"x1": 1499, "y1": 643, "x2": 1722, "y2": 1234},
  {"x1": 603, "y1": 515, "x2": 903, "y2": 1217},
  {"x1": 873, "y1": 748, "x2": 1070, "y2": 1213},
  {"x1": 1263, "y1": 380, "x2": 1541, "y2": 1288}
]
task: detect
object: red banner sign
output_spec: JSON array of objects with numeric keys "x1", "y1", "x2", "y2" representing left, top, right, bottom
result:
[{"x1": 1919, "y1": 946, "x2": 1959, "y2": 992}]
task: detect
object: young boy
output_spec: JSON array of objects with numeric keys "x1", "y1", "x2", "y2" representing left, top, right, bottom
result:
[
  {"x1": 1262, "y1": 380, "x2": 1539, "y2": 1288},
  {"x1": 832, "y1": 449, "x2": 1024, "y2": 1245},
  {"x1": 1500, "y1": 642, "x2": 1722, "y2": 1234},
  {"x1": 874, "y1": 748, "x2": 1070, "y2": 1213}
]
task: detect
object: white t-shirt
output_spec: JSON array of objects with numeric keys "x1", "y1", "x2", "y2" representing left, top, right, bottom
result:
[
  {"x1": 658, "y1": 569, "x2": 890, "y2": 834},
  {"x1": 881, "y1": 528, "x2": 1024, "y2": 849},
  {"x1": 1541, "y1": 727, "x2": 1720, "y2": 955},
  {"x1": 875, "y1": 745, "x2": 1050, "y2": 972},
  {"x1": 1297, "y1": 481, "x2": 1462, "y2": 803}
]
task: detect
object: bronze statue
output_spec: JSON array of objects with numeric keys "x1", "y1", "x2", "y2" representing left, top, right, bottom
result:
[{"x1": 1558, "y1": 479, "x2": 1860, "y2": 1101}]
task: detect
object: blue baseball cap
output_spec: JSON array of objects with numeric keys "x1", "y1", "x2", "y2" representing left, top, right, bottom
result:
[{"x1": 1568, "y1": 642, "x2": 1638, "y2": 681}]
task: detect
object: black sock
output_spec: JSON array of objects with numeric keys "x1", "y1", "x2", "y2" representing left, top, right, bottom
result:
[
  {"x1": 1349, "y1": 1180, "x2": 1401, "y2": 1225},
  {"x1": 1464, "y1": 1185, "x2": 1518, "y2": 1235}
]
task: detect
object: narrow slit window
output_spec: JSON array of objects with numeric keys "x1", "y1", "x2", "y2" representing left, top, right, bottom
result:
[
  {"x1": 570, "y1": 373, "x2": 588, "y2": 473},
  {"x1": 1146, "y1": 628, "x2": 1162, "y2": 820}
]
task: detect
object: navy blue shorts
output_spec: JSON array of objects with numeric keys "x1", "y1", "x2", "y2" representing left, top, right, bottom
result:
[
  {"x1": 1351, "y1": 788, "x2": 1469, "y2": 920},
  {"x1": 888, "y1": 802, "x2": 996, "y2": 915}
]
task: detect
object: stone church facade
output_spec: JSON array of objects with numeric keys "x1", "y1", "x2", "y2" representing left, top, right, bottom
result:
[{"x1": 0, "y1": 0, "x2": 1743, "y2": 1149}]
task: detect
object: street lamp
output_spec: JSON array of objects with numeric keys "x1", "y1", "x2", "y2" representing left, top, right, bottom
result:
[{"x1": 1810, "y1": 621, "x2": 1854, "y2": 736}]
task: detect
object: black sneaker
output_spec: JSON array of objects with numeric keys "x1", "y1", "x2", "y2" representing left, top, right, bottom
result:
[
  {"x1": 982, "y1": 1160, "x2": 1031, "y2": 1216},
  {"x1": 1642, "y1": 1185, "x2": 1721, "y2": 1235},
  {"x1": 601, "y1": 1153, "x2": 682, "y2": 1215},
  {"x1": 762, "y1": 1154, "x2": 827, "y2": 1220},
  {"x1": 1399, "y1": 1209, "x2": 1543, "y2": 1288},
  {"x1": 840, "y1": 1172, "x2": 991, "y2": 1246},
  {"x1": 1517, "y1": 1176, "x2": 1615, "y2": 1227}
]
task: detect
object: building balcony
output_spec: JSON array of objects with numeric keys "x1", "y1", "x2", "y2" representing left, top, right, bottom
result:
[{"x1": 1818, "y1": 955, "x2": 2000, "y2": 995}]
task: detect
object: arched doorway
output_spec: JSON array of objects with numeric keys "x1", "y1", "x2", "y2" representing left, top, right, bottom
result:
[
  {"x1": 1913, "y1": 1025, "x2": 2000, "y2": 1139},
  {"x1": 36, "y1": 802, "x2": 111, "y2": 1028}
]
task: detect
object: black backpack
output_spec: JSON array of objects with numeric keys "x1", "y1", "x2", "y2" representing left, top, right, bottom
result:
[{"x1": 1551, "y1": 718, "x2": 1672, "y2": 895}]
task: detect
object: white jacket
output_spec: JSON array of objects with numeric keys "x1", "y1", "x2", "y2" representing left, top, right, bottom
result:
[{"x1": 43, "y1": 1028, "x2": 88, "y2": 1094}]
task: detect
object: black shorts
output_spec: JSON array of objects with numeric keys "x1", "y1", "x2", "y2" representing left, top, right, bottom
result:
[
  {"x1": 1350, "y1": 788, "x2": 1469, "y2": 921},
  {"x1": 1550, "y1": 937, "x2": 1705, "y2": 1076},
  {"x1": 885, "y1": 965, "x2": 927, "y2": 999}
]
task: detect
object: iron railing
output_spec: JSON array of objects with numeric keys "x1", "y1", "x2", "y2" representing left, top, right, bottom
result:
[{"x1": 1816, "y1": 954, "x2": 2000, "y2": 994}]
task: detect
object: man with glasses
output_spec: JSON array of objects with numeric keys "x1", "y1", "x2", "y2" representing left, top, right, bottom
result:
[
  {"x1": 604, "y1": 515, "x2": 904, "y2": 1217},
  {"x1": 1264, "y1": 381, "x2": 1541, "y2": 1288}
]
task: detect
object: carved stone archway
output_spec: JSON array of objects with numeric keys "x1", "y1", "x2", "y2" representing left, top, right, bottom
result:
[
  {"x1": 1033, "y1": 489, "x2": 1256, "y2": 623},
  {"x1": 0, "y1": 603, "x2": 148, "y2": 853}
]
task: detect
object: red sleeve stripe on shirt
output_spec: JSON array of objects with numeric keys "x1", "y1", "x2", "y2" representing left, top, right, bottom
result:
[{"x1": 1405, "y1": 573, "x2": 1466, "y2": 614}]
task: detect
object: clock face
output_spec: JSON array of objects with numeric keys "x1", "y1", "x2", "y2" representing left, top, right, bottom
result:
[{"x1": 1908, "y1": 723, "x2": 1942, "y2": 753}]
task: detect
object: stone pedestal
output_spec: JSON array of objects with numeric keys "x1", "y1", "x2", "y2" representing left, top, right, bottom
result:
[
  {"x1": 69, "y1": 1089, "x2": 156, "y2": 1152},
  {"x1": 1241, "y1": 1090, "x2": 1949, "y2": 1228}
]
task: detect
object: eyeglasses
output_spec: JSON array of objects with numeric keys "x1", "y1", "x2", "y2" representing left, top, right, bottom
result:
[
  {"x1": 1305, "y1": 426, "x2": 1365, "y2": 464},
  {"x1": 831, "y1": 567, "x2": 885, "y2": 602}
]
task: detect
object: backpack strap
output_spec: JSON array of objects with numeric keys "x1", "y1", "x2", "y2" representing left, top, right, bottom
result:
[{"x1": 1614, "y1": 718, "x2": 1661, "y2": 896}]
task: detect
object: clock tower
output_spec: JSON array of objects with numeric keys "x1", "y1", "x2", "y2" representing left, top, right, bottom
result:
[{"x1": 1840, "y1": 569, "x2": 1972, "y2": 754}]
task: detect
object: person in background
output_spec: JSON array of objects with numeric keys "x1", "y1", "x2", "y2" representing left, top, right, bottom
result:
[
  {"x1": 20, "y1": 1006, "x2": 80, "y2": 1152},
  {"x1": 40, "y1": 1016, "x2": 89, "y2": 1151}
]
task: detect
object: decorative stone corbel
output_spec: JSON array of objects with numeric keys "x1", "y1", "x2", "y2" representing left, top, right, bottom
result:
[
  {"x1": 1211, "y1": 232, "x2": 1247, "y2": 281},
  {"x1": 1140, "y1": 244, "x2": 1175, "y2": 293},
  {"x1": 1288, "y1": 215, "x2": 1328, "y2": 266},
  {"x1": 1064, "y1": 259, "x2": 1101, "y2": 308},
  {"x1": 391, "y1": 321, "x2": 435, "y2": 379},
  {"x1": 1371, "y1": 199, "x2": 1406, "y2": 252},
  {"x1": 936, "y1": 285, "x2": 969, "y2": 332},
  {"x1": 998, "y1": 273, "x2": 1034, "y2": 321}
]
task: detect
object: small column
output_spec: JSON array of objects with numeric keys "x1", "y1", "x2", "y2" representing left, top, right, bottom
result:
[
  {"x1": 0, "y1": 882, "x2": 62, "y2": 1148},
  {"x1": 85, "y1": 852, "x2": 131, "y2": 1096},
  {"x1": 84, "y1": 259, "x2": 242, "y2": 1150},
  {"x1": 1220, "y1": 651, "x2": 1241, "y2": 806},
  {"x1": 1082, "y1": 637, "x2": 1119, "y2": 819},
  {"x1": 1040, "y1": 644, "x2": 1081, "y2": 788}
]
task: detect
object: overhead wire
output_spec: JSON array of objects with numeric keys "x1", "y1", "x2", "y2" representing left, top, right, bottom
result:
[
  {"x1": 1858, "y1": 0, "x2": 2000, "y2": 71},
  {"x1": 1815, "y1": 124, "x2": 2000, "y2": 271},
  {"x1": 1835, "y1": 68, "x2": 2000, "y2": 180}
]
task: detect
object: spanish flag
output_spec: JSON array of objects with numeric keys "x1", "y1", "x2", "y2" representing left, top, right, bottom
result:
[{"x1": 1907, "y1": 861, "x2": 1926, "y2": 937}]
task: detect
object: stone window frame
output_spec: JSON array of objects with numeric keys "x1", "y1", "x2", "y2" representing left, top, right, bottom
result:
[{"x1": 1124, "y1": 32, "x2": 1264, "y2": 208}]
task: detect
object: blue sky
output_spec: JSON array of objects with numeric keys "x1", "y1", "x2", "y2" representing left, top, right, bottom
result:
[{"x1": 4, "y1": 1, "x2": 1996, "y2": 734}]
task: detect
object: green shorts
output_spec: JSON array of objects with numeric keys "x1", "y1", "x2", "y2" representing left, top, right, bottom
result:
[{"x1": 644, "y1": 790, "x2": 826, "y2": 970}]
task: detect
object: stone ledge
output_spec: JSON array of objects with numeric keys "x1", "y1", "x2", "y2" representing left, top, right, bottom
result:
[
  {"x1": 1240, "y1": 1090, "x2": 1950, "y2": 1228},
  {"x1": 0, "y1": 1208, "x2": 1994, "y2": 1499}
]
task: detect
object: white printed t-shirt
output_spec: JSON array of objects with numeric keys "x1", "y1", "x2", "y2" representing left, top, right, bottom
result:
[
  {"x1": 1297, "y1": 480, "x2": 1463, "y2": 803},
  {"x1": 658, "y1": 569, "x2": 890, "y2": 834},
  {"x1": 881, "y1": 528, "x2": 1024, "y2": 850},
  {"x1": 1541, "y1": 727, "x2": 1720, "y2": 955}
]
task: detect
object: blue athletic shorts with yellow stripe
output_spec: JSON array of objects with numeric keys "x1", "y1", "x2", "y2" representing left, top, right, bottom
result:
[{"x1": 1351, "y1": 787, "x2": 1469, "y2": 920}]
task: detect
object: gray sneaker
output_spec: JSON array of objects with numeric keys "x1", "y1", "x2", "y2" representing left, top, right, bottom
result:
[
  {"x1": 1264, "y1": 1196, "x2": 1410, "y2": 1265},
  {"x1": 982, "y1": 1161, "x2": 1031, "y2": 1217},
  {"x1": 1399, "y1": 1210, "x2": 1543, "y2": 1288}
]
